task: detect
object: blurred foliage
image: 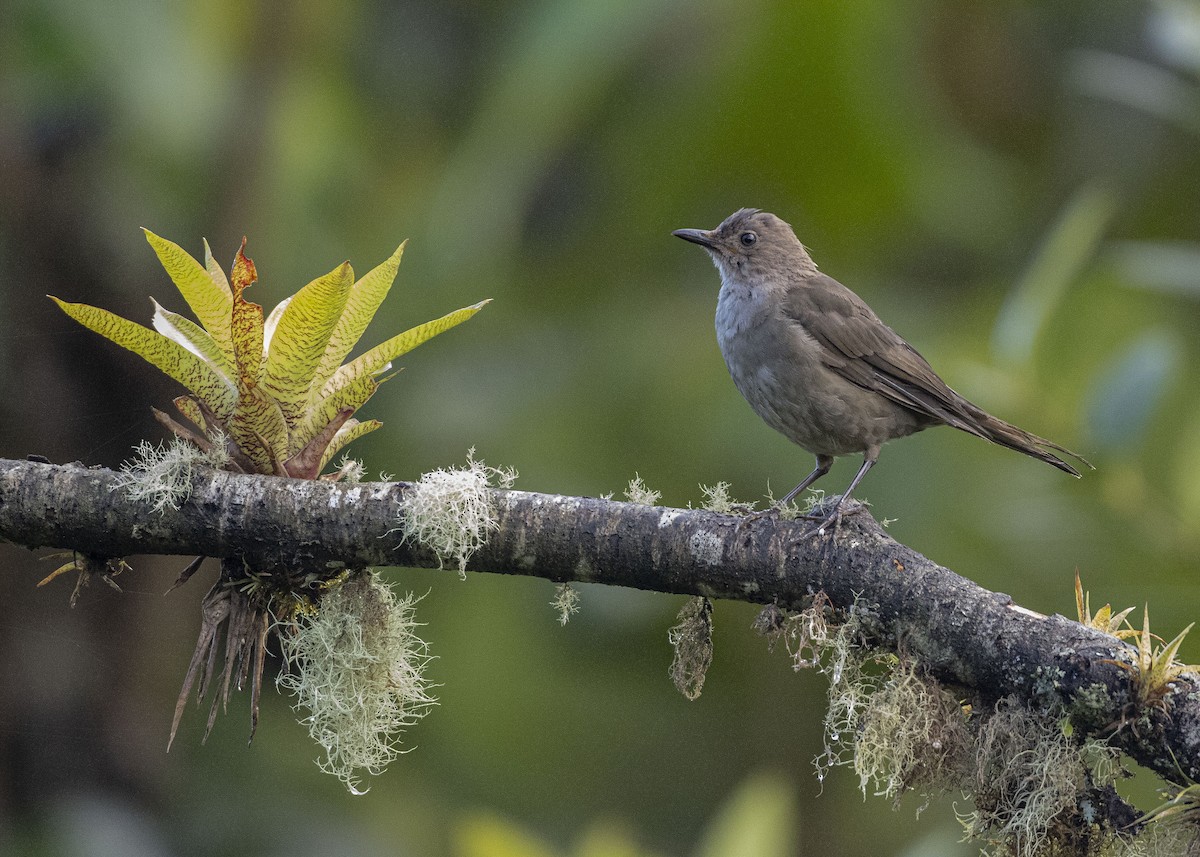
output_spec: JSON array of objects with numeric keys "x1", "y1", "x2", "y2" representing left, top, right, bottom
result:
[{"x1": 1, "y1": 0, "x2": 1199, "y2": 855}]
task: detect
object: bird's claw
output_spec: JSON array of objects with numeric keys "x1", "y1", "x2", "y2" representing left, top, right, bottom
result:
[
  {"x1": 799, "y1": 511, "x2": 842, "y2": 540},
  {"x1": 796, "y1": 498, "x2": 868, "y2": 539},
  {"x1": 735, "y1": 503, "x2": 812, "y2": 530}
]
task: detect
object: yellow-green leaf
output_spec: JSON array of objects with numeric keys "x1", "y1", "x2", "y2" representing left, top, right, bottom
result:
[
  {"x1": 293, "y1": 372, "x2": 381, "y2": 454},
  {"x1": 152, "y1": 299, "x2": 234, "y2": 379},
  {"x1": 319, "y1": 418, "x2": 382, "y2": 471},
  {"x1": 51, "y1": 296, "x2": 236, "y2": 420},
  {"x1": 320, "y1": 300, "x2": 490, "y2": 400},
  {"x1": 309, "y1": 242, "x2": 405, "y2": 402},
  {"x1": 173, "y1": 396, "x2": 207, "y2": 432},
  {"x1": 228, "y1": 385, "x2": 289, "y2": 473},
  {"x1": 262, "y1": 296, "x2": 293, "y2": 356},
  {"x1": 263, "y1": 262, "x2": 354, "y2": 425},
  {"x1": 143, "y1": 230, "x2": 234, "y2": 365},
  {"x1": 203, "y1": 238, "x2": 230, "y2": 294}
]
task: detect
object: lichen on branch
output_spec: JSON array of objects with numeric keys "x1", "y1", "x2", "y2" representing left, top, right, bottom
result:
[
  {"x1": 276, "y1": 571, "x2": 436, "y2": 794},
  {"x1": 396, "y1": 450, "x2": 517, "y2": 578}
]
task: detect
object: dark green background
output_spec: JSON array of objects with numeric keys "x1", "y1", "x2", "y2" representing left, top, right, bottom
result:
[{"x1": 1, "y1": 0, "x2": 1198, "y2": 854}]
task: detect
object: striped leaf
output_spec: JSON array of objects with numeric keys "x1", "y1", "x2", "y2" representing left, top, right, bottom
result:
[
  {"x1": 320, "y1": 300, "x2": 490, "y2": 400},
  {"x1": 262, "y1": 262, "x2": 354, "y2": 426},
  {"x1": 173, "y1": 396, "x2": 207, "y2": 433},
  {"x1": 319, "y1": 418, "x2": 382, "y2": 471},
  {"x1": 143, "y1": 230, "x2": 234, "y2": 366},
  {"x1": 228, "y1": 385, "x2": 289, "y2": 473},
  {"x1": 229, "y1": 240, "x2": 264, "y2": 388},
  {"x1": 308, "y1": 242, "x2": 406, "y2": 402},
  {"x1": 293, "y1": 372, "x2": 380, "y2": 455},
  {"x1": 51, "y1": 297, "x2": 236, "y2": 420},
  {"x1": 152, "y1": 299, "x2": 235, "y2": 379}
]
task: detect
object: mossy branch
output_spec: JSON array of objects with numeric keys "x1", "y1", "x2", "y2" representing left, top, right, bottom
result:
[{"x1": 2, "y1": 456, "x2": 1198, "y2": 791}]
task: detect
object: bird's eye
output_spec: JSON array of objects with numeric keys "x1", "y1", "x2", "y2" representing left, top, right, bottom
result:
[{"x1": 739, "y1": 231, "x2": 757, "y2": 247}]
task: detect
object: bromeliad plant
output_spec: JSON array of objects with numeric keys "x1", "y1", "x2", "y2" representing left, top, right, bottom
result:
[{"x1": 52, "y1": 231, "x2": 488, "y2": 747}]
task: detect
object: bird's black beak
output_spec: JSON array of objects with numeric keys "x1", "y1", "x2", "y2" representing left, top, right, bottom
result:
[{"x1": 672, "y1": 228, "x2": 714, "y2": 248}]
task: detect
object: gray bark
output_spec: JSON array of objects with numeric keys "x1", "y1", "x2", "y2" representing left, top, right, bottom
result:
[{"x1": 1, "y1": 456, "x2": 1197, "y2": 790}]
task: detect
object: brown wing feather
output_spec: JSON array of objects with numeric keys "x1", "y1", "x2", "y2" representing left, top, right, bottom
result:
[
  {"x1": 782, "y1": 274, "x2": 989, "y2": 436},
  {"x1": 782, "y1": 274, "x2": 1090, "y2": 475}
]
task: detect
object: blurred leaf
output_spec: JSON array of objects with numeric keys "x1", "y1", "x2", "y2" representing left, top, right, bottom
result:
[
  {"x1": 456, "y1": 812, "x2": 561, "y2": 857},
  {"x1": 1110, "y1": 240, "x2": 1200, "y2": 298},
  {"x1": 1148, "y1": 0, "x2": 1200, "y2": 73},
  {"x1": 893, "y1": 827, "x2": 968, "y2": 857},
  {"x1": 992, "y1": 181, "x2": 1118, "y2": 366},
  {"x1": 575, "y1": 821, "x2": 665, "y2": 857},
  {"x1": 692, "y1": 773, "x2": 797, "y2": 857},
  {"x1": 1085, "y1": 327, "x2": 1182, "y2": 450},
  {"x1": 427, "y1": 0, "x2": 681, "y2": 274},
  {"x1": 1170, "y1": 403, "x2": 1200, "y2": 525},
  {"x1": 1069, "y1": 49, "x2": 1200, "y2": 136}
]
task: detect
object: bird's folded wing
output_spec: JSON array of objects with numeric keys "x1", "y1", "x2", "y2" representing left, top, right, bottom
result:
[{"x1": 782, "y1": 274, "x2": 989, "y2": 437}]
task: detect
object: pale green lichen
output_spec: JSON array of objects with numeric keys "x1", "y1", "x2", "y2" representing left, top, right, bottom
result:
[
  {"x1": 551, "y1": 583, "x2": 581, "y2": 625},
  {"x1": 761, "y1": 597, "x2": 1127, "y2": 855},
  {"x1": 624, "y1": 474, "x2": 661, "y2": 506},
  {"x1": 332, "y1": 456, "x2": 366, "y2": 483},
  {"x1": 112, "y1": 434, "x2": 229, "y2": 513},
  {"x1": 668, "y1": 596, "x2": 713, "y2": 700},
  {"x1": 699, "y1": 481, "x2": 738, "y2": 514},
  {"x1": 763, "y1": 484, "x2": 826, "y2": 520},
  {"x1": 397, "y1": 450, "x2": 517, "y2": 578},
  {"x1": 960, "y1": 697, "x2": 1115, "y2": 857},
  {"x1": 850, "y1": 657, "x2": 972, "y2": 805},
  {"x1": 276, "y1": 571, "x2": 435, "y2": 794},
  {"x1": 754, "y1": 593, "x2": 833, "y2": 671}
]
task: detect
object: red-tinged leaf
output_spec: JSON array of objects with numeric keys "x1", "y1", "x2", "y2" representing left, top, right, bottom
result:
[
  {"x1": 284, "y1": 407, "x2": 355, "y2": 479},
  {"x1": 292, "y1": 372, "x2": 382, "y2": 455},
  {"x1": 152, "y1": 407, "x2": 211, "y2": 452},
  {"x1": 230, "y1": 238, "x2": 264, "y2": 388},
  {"x1": 319, "y1": 418, "x2": 382, "y2": 471}
]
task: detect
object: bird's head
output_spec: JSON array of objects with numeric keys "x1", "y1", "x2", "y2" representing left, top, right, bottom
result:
[{"x1": 673, "y1": 209, "x2": 817, "y2": 286}]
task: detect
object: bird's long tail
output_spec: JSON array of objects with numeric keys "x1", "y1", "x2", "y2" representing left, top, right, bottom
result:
[{"x1": 956, "y1": 404, "x2": 1092, "y2": 477}]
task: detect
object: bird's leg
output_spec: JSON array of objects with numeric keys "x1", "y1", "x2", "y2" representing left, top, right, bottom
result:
[
  {"x1": 739, "y1": 455, "x2": 833, "y2": 525},
  {"x1": 801, "y1": 452, "x2": 877, "y2": 538},
  {"x1": 779, "y1": 455, "x2": 834, "y2": 506}
]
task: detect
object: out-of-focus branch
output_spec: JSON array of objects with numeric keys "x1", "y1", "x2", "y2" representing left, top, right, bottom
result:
[{"x1": 1, "y1": 456, "x2": 1197, "y2": 789}]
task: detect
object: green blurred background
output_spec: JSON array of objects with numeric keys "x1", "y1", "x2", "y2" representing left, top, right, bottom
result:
[{"x1": 1, "y1": 0, "x2": 1199, "y2": 854}]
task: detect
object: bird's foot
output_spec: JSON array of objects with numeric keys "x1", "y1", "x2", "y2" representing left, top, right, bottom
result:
[
  {"x1": 735, "y1": 506, "x2": 777, "y2": 531},
  {"x1": 797, "y1": 497, "x2": 867, "y2": 539},
  {"x1": 735, "y1": 500, "x2": 811, "y2": 530}
]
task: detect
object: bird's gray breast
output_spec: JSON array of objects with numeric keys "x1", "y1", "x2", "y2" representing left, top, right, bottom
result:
[{"x1": 714, "y1": 280, "x2": 907, "y2": 456}]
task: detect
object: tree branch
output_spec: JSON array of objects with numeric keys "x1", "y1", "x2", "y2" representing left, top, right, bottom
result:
[{"x1": 2, "y1": 456, "x2": 1197, "y2": 790}]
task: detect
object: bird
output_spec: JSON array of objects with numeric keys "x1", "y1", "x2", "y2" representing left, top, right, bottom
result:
[{"x1": 672, "y1": 208, "x2": 1090, "y2": 534}]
